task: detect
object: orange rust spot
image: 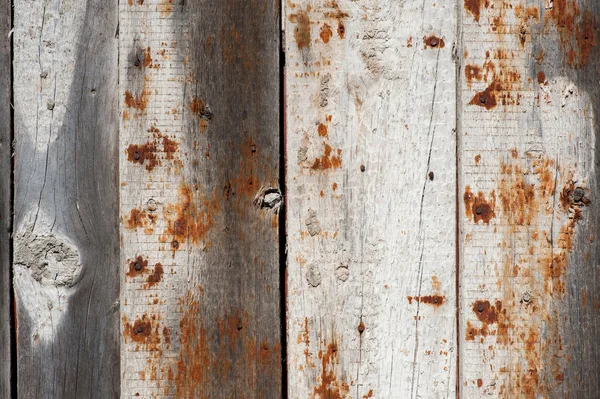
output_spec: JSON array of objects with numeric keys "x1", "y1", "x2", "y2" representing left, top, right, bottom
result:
[
  {"x1": 332, "y1": 182, "x2": 338, "y2": 191},
  {"x1": 432, "y1": 276, "x2": 441, "y2": 291},
  {"x1": 126, "y1": 256, "x2": 149, "y2": 277},
  {"x1": 477, "y1": 378, "x2": 483, "y2": 388},
  {"x1": 162, "y1": 184, "x2": 218, "y2": 254},
  {"x1": 474, "y1": 154, "x2": 481, "y2": 165},
  {"x1": 363, "y1": 389, "x2": 374, "y2": 398},
  {"x1": 289, "y1": 10, "x2": 311, "y2": 50},
  {"x1": 464, "y1": 0, "x2": 489, "y2": 22},
  {"x1": 124, "y1": 86, "x2": 149, "y2": 112},
  {"x1": 123, "y1": 314, "x2": 160, "y2": 348},
  {"x1": 158, "y1": 0, "x2": 173, "y2": 17},
  {"x1": 318, "y1": 123, "x2": 328, "y2": 137},
  {"x1": 146, "y1": 263, "x2": 164, "y2": 288},
  {"x1": 126, "y1": 142, "x2": 159, "y2": 171},
  {"x1": 311, "y1": 342, "x2": 350, "y2": 399},
  {"x1": 423, "y1": 35, "x2": 445, "y2": 49},
  {"x1": 510, "y1": 148, "x2": 518, "y2": 159},
  {"x1": 312, "y1": 144, "x2": 342, "y2": 170},
  {"x1": 320, "y1": 23, "x2": 332, "y2": 43},
  {"x1": 463, "y1": 186, "x2": 496, "y2": 224},
  {"x1": 125, "y1": 208, "x2": 157, "y2": 230},
  {"x1": 537, "y1": 71, "x2": 546, "y2": 84},
  {"x1": 465, "y1": 64, "x2": 482, "y2": 86},
  {"x1": 468, "y1": 300, "x2": 510, "y2": 344},
  {"x1": 469, "y1": 81, "x2": 499, "y2": 110},
  {"x1": 407, "y1": 295, "x2": 446, "y2": 307},
  {"x1": 143, "y1": 47, "x2": 152, "y2": 67}
]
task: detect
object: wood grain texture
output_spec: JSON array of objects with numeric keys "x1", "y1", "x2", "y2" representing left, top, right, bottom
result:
[
  {"x1": 0, "y1": 1, "x2": 11, "y2": 397},
  {"x1": 13, "y1": 0, "x2": 120, "y2": 397},
  {"x1": 119, "y1": 0, "x2": 282, "y2": 397},
  {"x1": 458, "y1": 0, "x2": 600, "y2": 397},
  {"x1": 284, "y1": 1, "x2": 457, "y2": 397}
]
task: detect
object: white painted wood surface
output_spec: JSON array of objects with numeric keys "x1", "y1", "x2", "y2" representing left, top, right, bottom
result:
[
  {"x1": 458, "y1": 0, "x2": 600, "y2": 397},
  {"x1": 285, "y1": 1, "x2": 457, "y2": 397}
]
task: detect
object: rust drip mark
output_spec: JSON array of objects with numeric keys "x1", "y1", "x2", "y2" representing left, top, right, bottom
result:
[
  {"x1": 175, "y1": 291, "x2": 281, "y2": 396},
  {"x1": 128, "y1": 0, "x2": 144, "y2": 5},
  {"x1": 320, "y1": 23, "x2": 333, "y2": 43},
  {"x1": 162, "y1": 184, "x2": 219, "y2": 255},
  {"x1": 311, "y1": 341, "x2": 350, "y2": 399},
  {"x1": 363, "y1": 389, "x2": 374, "y2": 398},
  {"x1": 464, "y1": 186, "x2": 496, "y2": 224},
  {"x1": 124, "y1": 207, "x2": 157, "y2": 231},
  {"x1": 407, "y1": 295, "x2": 446, "y2": 307},
  {"x1": 146, "y1": 263, "x2": 164, "y2": 288},
  {"x1": 312, "y1": 144, "x2": 342, "y2": 171},
  {"x1": 423, "y1": 35, "x2": 445, "y2": 49},
  {"x1": 289, "y1": 10, "x2": 311, "y2": 50},
  {"x1": 464, "y1": 0, "x2": 489, "y2": 22},
  {"x1": 545, "y1": 0, "x2": 598, "y2": 68},
  {"x1": 126, "y1": 255, "x2": 149, "y2": 277},
  {"x1": 175, "y1": 292, "x2": 210, "y2": 398}
]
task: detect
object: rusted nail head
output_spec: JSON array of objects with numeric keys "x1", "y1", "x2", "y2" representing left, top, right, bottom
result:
[
  {"x1": 171, "y1": 240, "x2": 179, "y2": 249},
  {"x1": 134, "y1": 262, "x2": 143, "y2": 271},
  {"x1": 480, "y1": 96, "x2": 486, "y2": 104},
  {"x1": 430, "y1": 37, "x2": 439, "y2": 47},
  {"x1": 134, "y1": 151, "x2": 141, "y2": 160},
  {"x1": 147, "y1": 199, "x2": 157, "y2": 212},
  {"x1": 428, "y1": 171, "x2": 434, "y2": 181},
  {"x1": 237, "y1": 322, "x2": 243, "y2": 331},
  {"x1": 360, "y1": 164, "x2": 366, "y2": 172},
  {"x1": 134, "y1": 59, "x2": 141, "y2": 67},
  {"x1": 477, "y1": 303, "x2": 485, "y2": 313},
  {"x1": 251, "y1": 145, "x2": 257, "y2": 153},
  {"x1": 134, "y1": 325, "x2": 144, "y2": 335},
  {"x1": 475, "y1": 206, "x2": 483, "y2": 215}
]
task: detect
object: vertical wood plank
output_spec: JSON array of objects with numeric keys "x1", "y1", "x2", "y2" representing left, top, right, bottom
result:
[
  {"x1": 0, "y1": 1, "x2": 11, "y2": 397},
  {"x1": 285, "y1": 1, "x2": 457, "y2": 397},
  {"x1": 12, "y1": 0, "x2": 120, "y2": 397},
  {"x1": 119, "y1": 0, "x2": 282, "y2": 397},
  {"x1": 459, "y1": 0, "x2": 600, "y2": 396}
]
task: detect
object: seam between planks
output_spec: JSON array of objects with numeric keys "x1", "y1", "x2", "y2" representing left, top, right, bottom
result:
[{"x1": 8, "y1": 0, "x2": 16, "y2": 395}]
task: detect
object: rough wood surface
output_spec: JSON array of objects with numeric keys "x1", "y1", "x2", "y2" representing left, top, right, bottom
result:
[
  {"x1": 458, "y1": 0, "x2": 600, "y2": 397},
  {"x1": 12, "y1": 0, "x2": 120, "y2": 397},
  {"x1": 119, "y1": 0, "x2": 282, "y2": 397},
  {"x1": 0, "y1": 2, "x2": 12, "y2": 397},
  {"x1": 284, "y1": 1, "x2": 457, "y2": 397}
]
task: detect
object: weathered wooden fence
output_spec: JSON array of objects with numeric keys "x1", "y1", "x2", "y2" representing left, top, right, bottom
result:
[{"x1": 1, "y1": 0, "x2": 599, "y2": 397}]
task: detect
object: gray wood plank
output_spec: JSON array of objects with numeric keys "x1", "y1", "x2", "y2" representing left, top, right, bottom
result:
[
  {"x1": 0, "y1": 1, "x2": 12, "y2": 397},
  {"x1": 458, "y1": 0, "x2": 600, "y2": 397},
  {"x1": 119, "y1": 0, "x2": 282, "y2": 396},
  {"x1": 12, "y1": 0, "x2": 120, "y2": 397}
]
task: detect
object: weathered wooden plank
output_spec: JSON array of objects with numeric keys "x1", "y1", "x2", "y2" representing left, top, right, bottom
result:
[
  {"x1": 12, "y1": 0, "x2": 120, "y2": 397},
  {"x1": 459, "y1": 0, "x2": 600, "y2": 397},
  {"x1": 285, "y1": 1, "x2": 457, "y2": 397},
  {"x1": 119, "y1": 0, "x2": 282, "y2": 397},
  {"x1": 0, "y1": 1, "x2": 12, "y2": 397}
]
